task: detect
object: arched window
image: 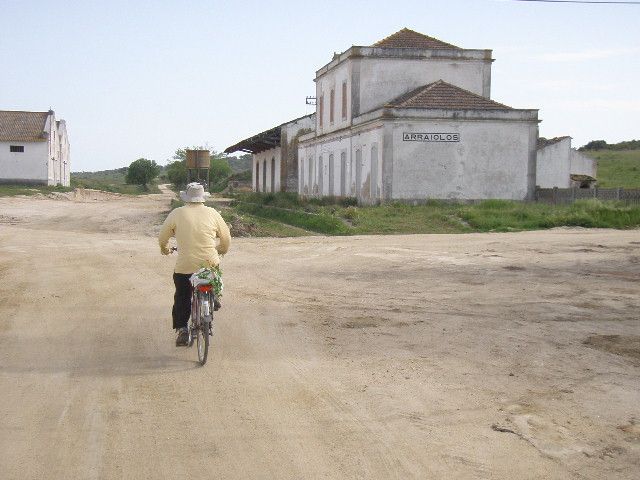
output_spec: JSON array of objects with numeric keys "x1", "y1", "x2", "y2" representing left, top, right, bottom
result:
[
  {"x1": 318, "y1": 155, "x2": 324, "y2": 196},
  {"x1": 370, "y1": 144, "x2": 378, "y2": 199},
  {"x1": 328, "y1": 154, "x2": 334, "y2": 196},
  {"x1": 271, "y1": 157, "x2": 276, "y2": 192},
  {"x1": 340, "y1": 152, "x2": 347, "y2": 196},
  {"x1": 263, "y1": 159, "x2": 267, "y2": 192}
]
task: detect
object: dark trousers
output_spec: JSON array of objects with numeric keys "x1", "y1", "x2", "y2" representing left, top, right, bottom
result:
[{"x1": 172, "y1": 273, "x2": 193, "y2": 330}]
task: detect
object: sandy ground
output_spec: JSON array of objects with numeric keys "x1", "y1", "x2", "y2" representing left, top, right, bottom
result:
[{"x1": 0, "y1": 187, "x2": 639, "y2": 479}]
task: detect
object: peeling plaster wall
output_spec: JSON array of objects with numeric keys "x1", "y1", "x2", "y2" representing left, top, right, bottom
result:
[
  {"x1": 281, "y1": 115, "x2": 315, "y2": 192},
  {"x1": 536, "y1": 138, "x2": 572, "y2": 188}
]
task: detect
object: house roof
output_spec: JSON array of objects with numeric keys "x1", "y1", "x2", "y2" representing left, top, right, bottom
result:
[
  {"x1": 537, "y1": 136, "x2": 571, "y2": 149},
  {"x1": 373, "y1": 28, "x2": 460, "y2": 50},
  {"x1": 386, "y1": 80, "x2": 512, "y2": 110},
  {"x1": 0, "y1": 110, "x2": 50, "y2": 142},
  {"x1": 224, "y1": 114, "x2": 313, "y2": 154}
]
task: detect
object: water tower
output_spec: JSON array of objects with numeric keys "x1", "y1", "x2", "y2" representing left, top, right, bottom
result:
[{"x1": 185, "y1": 149, "x2": 210, "y2": 188}]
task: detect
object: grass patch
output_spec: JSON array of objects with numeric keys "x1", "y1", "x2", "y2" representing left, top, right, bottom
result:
[
  {"x1": 234, "y1": 202, "x2": 350, "y2": 235},
  {"x1": 458, "y1": 199, "x2": 640, "y2": 231},
  {"x1": 590, "y1": 150, "x2": 640, "y2": 188},
  {"x1": 71, "y1": 177, "x2": 161, "y2": 194},
  {"x1": 173, "y1": 192, "x2": 640, "y2": 237},
  {"x1": 0, "y1": 184, "x2": 73, "y2": 197}
]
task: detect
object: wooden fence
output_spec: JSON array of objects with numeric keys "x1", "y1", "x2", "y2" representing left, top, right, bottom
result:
[{"x1": 536, "y1": 187, "x2": 640, "y2": 205}]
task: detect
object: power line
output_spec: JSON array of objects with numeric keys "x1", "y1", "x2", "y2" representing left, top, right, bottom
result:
[{"x1": 509, "y1": 0, "x2": 640, "y2": 4}]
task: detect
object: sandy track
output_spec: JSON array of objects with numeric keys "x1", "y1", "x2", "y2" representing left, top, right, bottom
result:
[{"x1": 0, "y1": 190, "x2": 639, "y2": 479}]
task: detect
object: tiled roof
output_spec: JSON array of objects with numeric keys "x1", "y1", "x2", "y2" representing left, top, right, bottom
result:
[
  {"x1": 387, "y1": 81, "x2": 512, "y2": 110},
  {"x1": 0, "y1": 110, "x2": 49, "y2": 142},
  {"x1": 373, "y1": 28, "x2": 460, "y2": 50},
  {"x1": 537, "y1": 136, "x2": 571, "y2": 149}
]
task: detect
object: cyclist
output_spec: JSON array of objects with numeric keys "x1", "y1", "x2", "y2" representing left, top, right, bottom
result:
[{"x1": 159, "y1": 182, "x2": 231, "y2": 346}]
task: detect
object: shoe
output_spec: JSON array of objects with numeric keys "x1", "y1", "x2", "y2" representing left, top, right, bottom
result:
[
  {"x1": 214, "y1": 298, "x2": 222, "y2": 311},
  {"x1": 175, "y1": 328, "x2": 189, "y2": 346}
]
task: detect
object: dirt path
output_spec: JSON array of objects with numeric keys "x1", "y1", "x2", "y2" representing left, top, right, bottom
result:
[{"x1": 0, "y1": 190, "x2": 638, "y2": 479}]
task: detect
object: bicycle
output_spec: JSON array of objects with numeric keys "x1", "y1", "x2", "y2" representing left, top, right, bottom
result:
[
  {"x1": 170, "y1": 247, "x2": 216, "y2": 366},
  {"x1": 189, "y1": 274, "x2": 215, "y2": 365}
]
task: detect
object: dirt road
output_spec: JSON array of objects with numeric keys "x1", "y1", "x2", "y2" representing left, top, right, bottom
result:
[{"x1": 1, "y1": 189, "x2": 639, "y2": 479}]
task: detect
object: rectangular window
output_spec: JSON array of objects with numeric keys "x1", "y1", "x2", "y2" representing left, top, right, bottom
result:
[
  {"x1": 319, "y1": 94, "x2": 324, "y2": 128},
  {"x1": 330, "y1": 89, "x2": 335, "y2": 124},
  {"x1": 10, "y1": 145, "x2": 24, "y2": 152},
  {"x1": 342, "y1": 82, "x2": 347, "y2": 120}
]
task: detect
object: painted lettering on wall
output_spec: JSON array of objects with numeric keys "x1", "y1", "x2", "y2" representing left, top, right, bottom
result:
[{"x1": 403, "y1": 133, "x2": 460, "y2": 142}]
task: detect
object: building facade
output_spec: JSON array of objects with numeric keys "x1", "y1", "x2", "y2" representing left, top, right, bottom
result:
[
  {"x1": 0, "y1": 110, "x2": 70, "y2": 186},
  {"x1": 299, "y1": 29, "x2": 539, "y2": 203}
]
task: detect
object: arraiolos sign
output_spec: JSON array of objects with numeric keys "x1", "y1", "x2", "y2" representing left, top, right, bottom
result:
[{"x1": 403, "y1": 132, "x2": 460, "y2": 142}]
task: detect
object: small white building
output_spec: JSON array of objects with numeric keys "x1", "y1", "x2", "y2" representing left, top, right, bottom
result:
[
  {"x1": 0, "y1": 110, "x2": 70, "y2": 186},
  {"x1": 536, "y1": 137, "x2": 597, "y2": 188},
  {"x1": 224, "y1": 114, "x2": 314, "y2": 193}
]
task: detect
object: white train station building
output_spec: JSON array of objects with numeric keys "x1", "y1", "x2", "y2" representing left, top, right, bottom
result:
[{"x1": 226, "y1": 29, "x2": 590, "y2": 202}]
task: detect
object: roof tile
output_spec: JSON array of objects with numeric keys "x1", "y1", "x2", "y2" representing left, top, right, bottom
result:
[
  {"x1": 0, "y1": 110, "x2": 49, "y2": 142},
  {"x1": 373, "y1": 28, "x2": 460, "y2": 50},
  {"x1": 387, "y1": 81, "x2": 512, "y2": 110}
]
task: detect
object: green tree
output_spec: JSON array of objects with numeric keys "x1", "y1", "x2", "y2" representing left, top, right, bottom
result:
[
  {"x1": 581, "y1": 140, "x2": 608, "y2": 151},
  {"x1": 125, "y1": 158, "x2": 161, "y2": 188},
  {"x1": 166, "y1": 160, "x2": 187, "y2": 188}
]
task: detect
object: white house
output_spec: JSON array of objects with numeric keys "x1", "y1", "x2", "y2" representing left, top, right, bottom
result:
[
  {"x1": 536, "y1": 137, "x2": 597, "y2": 188},
  {"x1": 0, "y1": 110, "x2": 70, "y2": 186}
]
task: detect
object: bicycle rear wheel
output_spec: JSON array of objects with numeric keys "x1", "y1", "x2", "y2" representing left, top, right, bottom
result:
[{"x1": 196, "y1": 292, "x2": 209, "y2": 365}]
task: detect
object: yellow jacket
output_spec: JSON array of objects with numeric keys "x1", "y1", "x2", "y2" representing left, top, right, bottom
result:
[{"x1": 159, "y1": 203, "x2": 231, "y2": 274}]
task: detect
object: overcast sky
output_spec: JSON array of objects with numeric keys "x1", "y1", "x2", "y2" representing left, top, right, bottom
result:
[{"x1": 1, "y1": 0, "x2": 638, "y2": 171}]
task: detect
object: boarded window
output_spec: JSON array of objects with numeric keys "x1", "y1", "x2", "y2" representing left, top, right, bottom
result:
[
  {"x1": 330, "y1": 89, "x2": 335, "y2": 124},
  {"x1": 308, "y1": 156, "x2": 313, "y2": 192},
  {"x1": 10, "y1": 145, "x2": 24, "y2": 152},
  {"x1": 319, "y1": 94, "x2": 324, "y2": 127},
  {"x1": 341, "y1": 82, "x2": 347, "y2": 120}
]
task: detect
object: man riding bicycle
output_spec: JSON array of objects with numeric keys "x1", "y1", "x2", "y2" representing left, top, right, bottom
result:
[{"x1": 159, "y1": 182, "x2": 231, "y2": 346}]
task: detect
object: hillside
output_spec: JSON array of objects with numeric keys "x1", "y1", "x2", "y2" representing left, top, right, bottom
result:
[{"x1": 591, "y1": 150, "x2": 640, "y2": 188}]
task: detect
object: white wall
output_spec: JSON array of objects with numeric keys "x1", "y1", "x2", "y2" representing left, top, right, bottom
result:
[
  {"x1": 0, "y1": 141, "x2": 49, "y2": 184},
  {"x1": 252, "y1": 147, "x2": 281, "y2": 193},
  {"x1": 570, "y1": 149, "x2": 596, "y2": 178},
  {"x1": 298, "y1": 126, "x2": 384, "y2": 204},
  {"x1": 357, "y1": 57, "x2": 490, "y2": 116},
  {"x1": 315, "y1": 62, "x2": 350, "y2": 136},
  {"x1": 391, "y1": 119, "x2": 535, "y2": 200},
  {"x1": 536, "y1": 138, "x2": 572, "y2": 188}
]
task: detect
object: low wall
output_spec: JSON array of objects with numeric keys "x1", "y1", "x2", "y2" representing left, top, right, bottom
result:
[{"x1": 536, "y1": 187, "x2": 640, "y2": 205}]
